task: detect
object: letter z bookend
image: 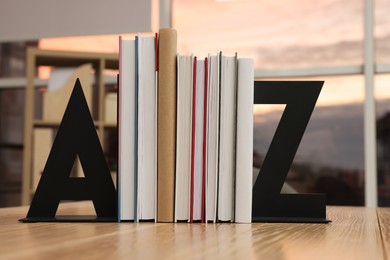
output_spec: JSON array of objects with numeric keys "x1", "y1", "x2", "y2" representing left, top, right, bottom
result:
[
  {"x1": 20, "y1": 79, "x2": 117, "y2": 222},
  {"x1": 252, "y1": 81, "x2": 330, "y2": 223}
]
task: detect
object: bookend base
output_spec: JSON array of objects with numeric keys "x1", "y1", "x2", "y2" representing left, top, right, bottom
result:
[
  {"x1": 252, "y1": 217, "x2": 331, "y2": 224},
  {"x1": 19, "y1": 216, "x2": 117, "y2": 223},
  {"x1": 252, "y1": 193, "x2": 330, "y2": 223}
]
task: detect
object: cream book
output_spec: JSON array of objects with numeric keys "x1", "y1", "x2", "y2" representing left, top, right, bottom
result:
[
  {"x1": 218, "y1": 53, "x2": 237, "y2": 222},
  {"x1": 118, "y1": 37, "x2": 136, "y2": 221},
  {"x1": 235, "y1": 58, "x2": 254, "y2": 223},
  {"x1": 175, "y1": 54, "x2": 193, "y2": 222},
  {"x1": 191, "y1": 58, "x2": 206, "y2": 222},
  {"x1": 136, "y1": 34, "x2": 157, "y2": 221},
  {"x1": 205, "y1": 54, "x2": 220, "y2": 223}
]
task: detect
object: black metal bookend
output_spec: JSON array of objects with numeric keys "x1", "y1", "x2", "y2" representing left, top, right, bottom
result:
[
  {"x1": 252, "y1": 81, "x2": 330, "y2": 223},
  {"x1": 20, "y1": 79, "x2": 117, "y2": 223}
]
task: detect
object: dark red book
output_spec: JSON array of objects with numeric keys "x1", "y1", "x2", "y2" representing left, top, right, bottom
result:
[{"x1": 155, "y1": 33, "x2": 158, "y2": 71}]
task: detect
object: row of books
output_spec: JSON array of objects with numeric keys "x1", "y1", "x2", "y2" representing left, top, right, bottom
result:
[{"x1": 118, "y1": 28, "x2": 253, "y2": 223}]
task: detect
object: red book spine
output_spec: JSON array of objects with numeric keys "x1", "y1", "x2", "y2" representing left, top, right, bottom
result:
[
  {"x1": 190, "y1": 56, "x2": 197, "y2": 223},
  {"x1": 201, "y1": 58, "x2": 208, "y2": 223},
  {"x1": 155, "y1": 33, "x2": 159, "y2": 72}
]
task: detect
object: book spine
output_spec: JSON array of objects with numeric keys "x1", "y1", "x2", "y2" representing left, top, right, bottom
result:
[
  {"x1": 175, "y1": 55, "x2": 194, "y2": 222},
  {"x1": 235, "y1": 58, "x2": 254, "y2": 223},
  {"x1": 205, "y1": 55, "x2": 220, "y2": 223},
  {"x1": 118, "y1": 37, "x2": 136, "y2": 222},
  {"x1": 174, "y1": 55, "x2": 180, "y2": 222},
  {"x1": 201, "y1": 58, "x2": 208, "y2": 223},
  {"x1": 118, "y1": 38, "x2": 122, "y2": 222},
  {"x1": 216, "y1": 52, "x2": 222, "y2": 223},
  {"x1": 218, "y1": 54, "x2": 237, "y2": 222},
  {"x1": 157, "y1": 28, "x2": 178, "y2": 222},
  {"x1": 190, "y1": 56, "x2": 197, "y2": 223},
  {"x1": 134, "y1": 35, "x2": 139, "y2": 223}
]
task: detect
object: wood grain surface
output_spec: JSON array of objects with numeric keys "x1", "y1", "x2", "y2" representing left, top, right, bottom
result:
[
  {"x1": 377, "y1": 207, "x2": 390, "y2": 259},
  {"x1": 0, "y1": 203, "x2": 386, "y2": 259}
]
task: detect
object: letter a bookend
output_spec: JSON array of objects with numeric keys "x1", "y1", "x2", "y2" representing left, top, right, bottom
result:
[
  {"x1": 20, "y1": 79, "x2": 117, "y2": 222},
  {"x1": 252, "y1": 81, "x2": 330, "y2": 223}
]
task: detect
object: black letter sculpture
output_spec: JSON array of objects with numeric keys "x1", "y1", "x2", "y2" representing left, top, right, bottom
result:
[
  {"x1": 20, "y1": 79, "x2": 117, "y2": 222},
  {"x1": 252, "y1": 81, "x2": 329, "y2": 223}
]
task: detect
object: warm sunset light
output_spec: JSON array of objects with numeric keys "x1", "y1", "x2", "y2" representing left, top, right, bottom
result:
[{"x1": 38, "y1": 0, "x2": 390, "y2": 108}]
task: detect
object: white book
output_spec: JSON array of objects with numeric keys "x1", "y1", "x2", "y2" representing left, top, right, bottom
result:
[
  {"x1": 136, "y1": 35, "x2": 157, "y2": 221},
  {"x1": 235, "y1": 58, "x2": 254, "y2": 223},
  {"x1": 118, "y1": 37, "x2": 136, "y2": 221},
  {"x1": 192, "y1": 58, "x2": 206, "y2": 222},
  {"x1": 175, "y1": 54, "x2": 194, "y2": 222},
  {"x1": 205, "y1": 54, "x2": 220, "y2": 223},
  {"x1": 218, "y1": 53, "x2": 237, "y2": 222}
]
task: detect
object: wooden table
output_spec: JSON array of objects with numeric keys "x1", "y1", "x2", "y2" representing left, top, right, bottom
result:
[{"x1": 1, "y1": 202, "x2": 389, "y2": 259}]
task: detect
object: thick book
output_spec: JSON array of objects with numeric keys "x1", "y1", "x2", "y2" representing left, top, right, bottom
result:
[
  {"x1": 205, "y1": 54, "x2": 220, "y2": 223},
  {"x1": 136, "y1": 34, "x2": 157, "y2": 221},
  {"x1": 218, "y1": 53, "x2": 238, "y2": 222},
  {"x1": 118, "y1": 37, "x2": 136, "y2": 221},
  {"x1": 235, "y1": 58, "x2": 254, "y2": 223},
  {"x1": 157, "y1": 28, "x2": 178, "y2": 222},
  {"x1": 175, "y1": 54, "x2": 194, "y2": 222},
  {"x1": 190, "y1": 57, "x2": 206, "y2": 222}
]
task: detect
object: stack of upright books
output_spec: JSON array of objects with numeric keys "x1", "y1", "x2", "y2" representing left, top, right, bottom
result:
[{"x1": 118, "y1": 28, "x2": 254, "y2": 223}]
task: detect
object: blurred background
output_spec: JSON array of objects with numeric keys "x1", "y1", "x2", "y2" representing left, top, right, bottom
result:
[{"x1": 0, "y1": 0, "x2": 387, "y2": 208}]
